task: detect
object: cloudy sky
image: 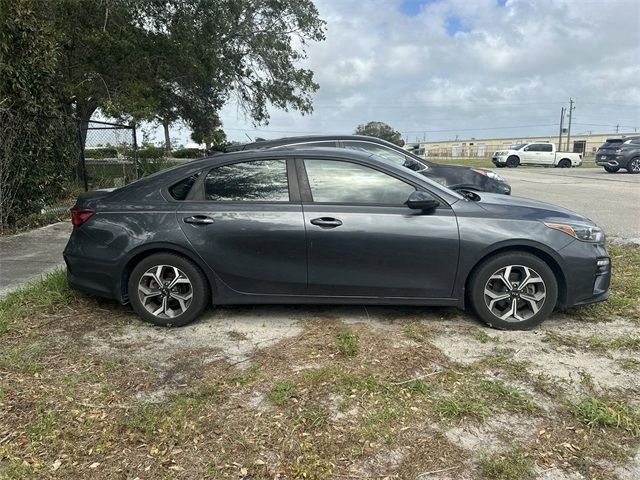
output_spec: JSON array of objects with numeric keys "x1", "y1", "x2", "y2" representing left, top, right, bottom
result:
[{"x1": 172, "y1": 0, "x2": 640, "y2": 146}]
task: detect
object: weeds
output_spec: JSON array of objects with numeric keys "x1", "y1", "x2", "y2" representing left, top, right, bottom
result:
[
  {"x1": 572, "y1": 397, "x2": 640, "y2": 436},
  {"x1": 336, "y1": 328, "x2": 359, "y2": 356},
  {"x1": 479, "y1": 448, "x2": 534, "y2": 480}
]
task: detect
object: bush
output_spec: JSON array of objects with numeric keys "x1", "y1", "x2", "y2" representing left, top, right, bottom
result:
[
  {"x1": 172, "y1": 148, "x2": 204, "y2": 159},
  {"x1": 84, "y1": 147, "x2": 119, "y2": 159}
]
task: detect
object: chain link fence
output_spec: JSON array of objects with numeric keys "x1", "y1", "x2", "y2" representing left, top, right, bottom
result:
[{"x1": 80, "y1": 120, "x2": 139, "y2": 191}]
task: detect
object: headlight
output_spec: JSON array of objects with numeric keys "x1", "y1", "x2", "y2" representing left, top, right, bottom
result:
[
  {"x1": 472, "y1": 168, "x2": 505, "y2": 182},
  {"x1": 544, "y1": 222, "x2": 604, "y2": 243}
]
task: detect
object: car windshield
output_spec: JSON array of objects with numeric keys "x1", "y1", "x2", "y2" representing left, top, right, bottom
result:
[
  {"x1": 369, "y1": 153, "x2": 464, "y2": 201},
  {"x1": 511, "y1": 144, "x2": 527, "y2": 150}
]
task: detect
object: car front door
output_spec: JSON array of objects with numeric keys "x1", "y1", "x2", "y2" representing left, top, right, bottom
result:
[
  {"x1": 520, "y1": 144, "x2": 538, "y2": 164},
  {"x1": 297, "y1": 157, "x2": 460, "y2": 298},
  {"x1": 177, "y1": 158, "x2": 307, "y2": 295}
]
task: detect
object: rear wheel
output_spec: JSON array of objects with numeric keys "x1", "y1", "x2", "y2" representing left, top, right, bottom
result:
[
  {"x1": 626, "y1": 157, "x2": 640, "y2": 174},
  {"x1": 557, "y1": 159, "x2": 571, "y2": 168},
  {"x1": 604, "y1": 166, "x2": 619, "y2": 173},
  {"x1": 128, "y1": 253, "x2": 209, "y2": 327},
  {"x1": 469, "y1": 252, "x2": 558, "y2": 330},
  {"x1": 506, "y1": 156, "x2": 519, "y2": 168}
]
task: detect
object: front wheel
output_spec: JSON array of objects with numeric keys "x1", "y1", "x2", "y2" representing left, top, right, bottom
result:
[
  {"x1": 506, "y1": 156, "x2": 519, "y2": 168},
  {"x1": 468, "y1": 252, "x2": 558, "y2": 330},
  {"x1": 128, "y1": 253, "x2": 210, "y2": 327},
  {"x1": 604, "y1": 166, "x2": 619, "y2": 173},
  {"x1": 626, "y1": 157, "x2": 640, "y2": 174}
]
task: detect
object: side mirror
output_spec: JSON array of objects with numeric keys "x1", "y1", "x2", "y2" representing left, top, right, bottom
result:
[{"x1": 406, "y1": 191, "x2": 439, "y2": 211}]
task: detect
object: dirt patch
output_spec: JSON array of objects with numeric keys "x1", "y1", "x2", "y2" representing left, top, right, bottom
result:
[
  {"x1": 430, "y1": 316, "x2": 640, "y2": 392},
  {"x1": 87, "y1": 305, "x2": 303, "y2": 367},
  {"x1": 445, "y1": 413, "x2": 541, "y2": 454}
]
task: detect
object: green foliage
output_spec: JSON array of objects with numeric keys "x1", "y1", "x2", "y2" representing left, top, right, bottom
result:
[
  {"x1": 336, "y1": 329, "x2": 359, "y2": 357},
  {"x1": 0, "y1": 269, "x2": 76, "y2": 335},
  {"x1": 355, "y1": 121, "x2": 405, "y2": 146},
  {"x1": 0, "y1": 0, "x2": 78, "y2": 228},
  {"x1": 172, "y1": 148, "x2": 204, "y2": 159},
  {"x1": 479, "y1": 448, "x2": 534, "y2": 480},
  {"x1": 83, "y1": 147, "x2": 119, "y2": 159},
  {"x1": 573, "y1": 397, "x2": 640, "y2": 436},
  {"x1": 268, "y1": 381, "x2": 298, "y2": 406}
]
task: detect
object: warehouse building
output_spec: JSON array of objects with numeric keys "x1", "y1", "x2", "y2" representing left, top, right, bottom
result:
[{"x1": 409, "y1": 132, "x2": 635, "y2": 159}]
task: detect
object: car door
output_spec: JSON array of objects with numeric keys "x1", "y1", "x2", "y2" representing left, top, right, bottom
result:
[
  {"x1": 297, "y1": 157, "x2": 460, "y2": 298},
  {"x1": 538, "y1": 144, "x2": 555, "y2": 164},
  {"x1": 520, "y1": 144, "x2": 538, "y2": 164},
  {"x1": 177, "y1": 158, "x2": 307, "y2": 295}
]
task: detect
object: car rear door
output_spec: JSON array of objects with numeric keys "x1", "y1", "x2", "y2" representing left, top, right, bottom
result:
[
  {"x1": 537, "y1": 144, "x2": 555, "y2": 164},
  {"x1": 296, "y1": 156, "x2": 460, "y2": 298},
  {"x1": 176, "y1": 157, "x2": 307, "y2": 295}
]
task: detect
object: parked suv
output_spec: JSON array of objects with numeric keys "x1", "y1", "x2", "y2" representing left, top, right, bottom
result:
[
  {"x1": 595, "y1": 136, "x2": 640, "y2": 174},
  {"x1": 224, "y1": 135, "x2": 512, "y2": 195}
]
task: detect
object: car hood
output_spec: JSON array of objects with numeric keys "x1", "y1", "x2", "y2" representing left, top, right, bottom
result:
[{"x1": 472, "y1": 192, "x2": 595, "y2": 225}]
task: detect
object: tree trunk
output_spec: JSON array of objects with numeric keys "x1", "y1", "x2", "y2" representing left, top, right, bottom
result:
[
  {"x1": 75, "y1": 99, "x2": 98, "y2": 181},
  {"x1": 162, "y1": 119, "x2": 171, "y2": 155}
]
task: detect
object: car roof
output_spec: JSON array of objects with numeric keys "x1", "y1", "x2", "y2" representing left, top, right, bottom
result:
[{"x1": 224, "y1": 135, "x2": 403, "y2": 152}]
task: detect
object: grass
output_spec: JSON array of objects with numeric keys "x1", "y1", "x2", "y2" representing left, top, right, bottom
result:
[
  {"x1": 572, "y1": 397, "x2": 640, "y2": 436},
  {"x1": 566, "y1": 246, "x2": 640, "y2": 320},
  {"x1": 544, "y1": 330, "x2": 640, "y2": 353},
  {"x1": 617, "y1": 358, "x2": 640, "y2": 371},
  {"x1": 478, "y1": 448, "x2": 534, "y2": 480},
  {"x1": 1, "y1": 272, "x2": 638, "y2": 479},
  {"x1": 267, "y1": 381, "x2": 297, "y2": 406},
  {"x1": 0, "y1": 269, "x2": 77, "y2": 335},
  {"x1": 336, "y1": 328, "x2": 359, "y2": 356}
]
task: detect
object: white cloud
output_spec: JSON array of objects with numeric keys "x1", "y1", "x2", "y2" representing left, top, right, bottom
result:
[{"x1": 194, "y1": 0, "x2": 640, "y2": 144}]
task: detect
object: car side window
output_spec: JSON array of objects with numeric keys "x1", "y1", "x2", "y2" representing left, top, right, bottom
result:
[
  {"x1": 540, "y1": 144, "x2": 553, "y2": 152},
  {"x1": 303, "y1": 159, "x2": 415, "y2": 205},
  {"x1": 343, "y1": 141, "x2": 428, "y2": 172},
  {"x1": 169, "y1": 173, "x2": 200, "y2": 200},
  {"x1": 204, "y1": 159, "x2": 289, "y2": 202}
]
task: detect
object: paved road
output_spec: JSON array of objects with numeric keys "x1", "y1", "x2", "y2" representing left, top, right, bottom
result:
[
  {"x1": 0, "y1": 222, "x2": 72, "y2": 296},
  {"x1": 498, "y1": 167, "x2": 640, "y2": 242}
]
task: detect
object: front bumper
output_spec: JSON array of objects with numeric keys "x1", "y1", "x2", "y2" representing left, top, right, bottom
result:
[
  {"x1": 492, "y1": 156, "x2": 507, "y2": 166},
  {"x1": 558, "y1": 240, "x2": 611, "y2": 308}
]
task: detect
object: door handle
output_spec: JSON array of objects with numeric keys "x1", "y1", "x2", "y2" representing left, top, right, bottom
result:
[
  {"x1": 310, "y1": 217, "x2": 343, "y2": 228},
  {"x1": 183, "y1": 215, "x2": 214, "y2": 225}
]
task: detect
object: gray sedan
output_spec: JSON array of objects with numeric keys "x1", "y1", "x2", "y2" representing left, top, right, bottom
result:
[{"x1": 64, "y1": 148, "x2": 610, "y2": 330}]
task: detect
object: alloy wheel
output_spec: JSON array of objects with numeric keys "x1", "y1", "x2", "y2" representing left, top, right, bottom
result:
[
  {"x1": 137, "y1": 265, "x2": 193, "y2": 318},
  {"x1": 630, "y1": 158, "x2": 640, "y2": 173},
  {"x1": 484, "y1": 265, "x2": 546, "y2": 323}
]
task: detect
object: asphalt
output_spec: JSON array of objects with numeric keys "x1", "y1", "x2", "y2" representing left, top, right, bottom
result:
[
  {"x1": 0, "y1": 167, "x2": 637, "y2": 296},
  {"x1": 0, "y1": 222, "x2": 72, "y2": 296},
  {"x1": 497, "y1": 167, "x2": 640, "y2": 243}
]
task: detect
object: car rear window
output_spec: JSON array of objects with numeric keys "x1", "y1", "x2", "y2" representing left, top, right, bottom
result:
[
  {"x1": 601, "y1": 139, "x2": 623, "y2": 148},
  {"x1": 169, "y1": 173, "x2": 200, "y2": 200}
]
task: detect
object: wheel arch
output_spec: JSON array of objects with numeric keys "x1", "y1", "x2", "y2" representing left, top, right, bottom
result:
[
  {"x1": 118, "y1": 242, "x2": 216, "y2": 303},
  {"x1": 461, "y1": 243, "x2": 568, "y2": 309}
]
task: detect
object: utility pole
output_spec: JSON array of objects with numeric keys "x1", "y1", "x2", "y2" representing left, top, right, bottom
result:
[
  {"x1": 615, "y1": 124, "x2": 619, "y2": 133},
  {"x1": 558, "y1": 106, "x2": 565, "y2": 151},
  {"x1": 565, "y1": 98, "x2": 574, "y2": 151}
]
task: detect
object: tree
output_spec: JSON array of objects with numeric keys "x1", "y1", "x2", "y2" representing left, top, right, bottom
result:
[
  {"x1": 0, "y1": 0, "x2": 78, "y2": 228},
  {"x1": 188, "y1": 112, "x2": 227, "y2": 151},
  {"x1": 48, "y1": 0, "x2": 325, "y2": 154},
  {"x1": 355, "y1": 121, "x2": 405, "y2": 147}
]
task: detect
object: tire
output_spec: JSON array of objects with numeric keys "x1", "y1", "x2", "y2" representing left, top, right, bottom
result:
[
  {"x1": 468, "y1": 252, "x2": 558, "y2": 330},
  {"x1": 127, "y1": 253, "x2": 209, "y2": 327},
  {"x1": 626, "y1": 157, "x2": 640, "y2": 174},
  {"x1": 495, "y1": 164, "x2": 506, "y2": 168},
  {"x1": 506, "y1": 156, "x2": 519, "y2": 168},
  {"x1": 557, "y1": 159, "x2": 571, "y2": 168},
  {"x1": 604, "y1": 166, "x2": 619, "y2": 173}
]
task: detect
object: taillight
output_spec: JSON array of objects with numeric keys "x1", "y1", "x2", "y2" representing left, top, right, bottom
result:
[
  {"x1": 614, "y1": 147, "x2": 622, "y2": 153},
  {"x1": 71, "y1": 207, "x2": 94, "y2": 226}
]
